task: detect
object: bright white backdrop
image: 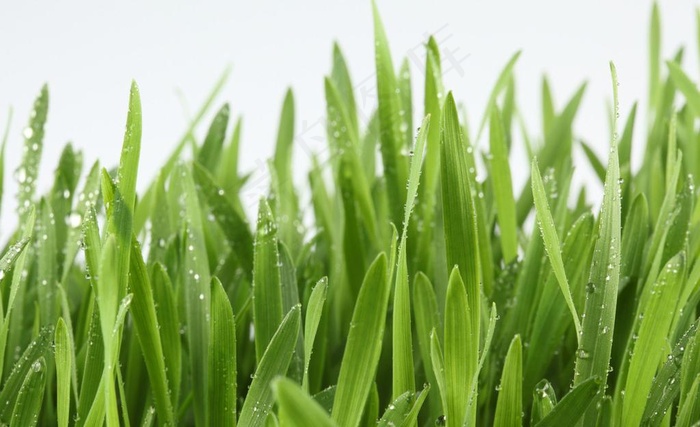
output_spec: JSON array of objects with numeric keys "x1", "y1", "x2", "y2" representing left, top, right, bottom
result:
[{"x1": 0, "y1": 0, "x2": 696, "y2": 232}]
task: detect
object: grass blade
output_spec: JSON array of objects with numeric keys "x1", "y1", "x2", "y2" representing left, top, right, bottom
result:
[
  {"x1": 274, "y1": 377, "x2": 336, "y2": 427},
  {"x1": 209, "y1": 277, "x2": 236, "y2": 426},
  {"x1": 55, "y1": 318, "x2": 72, "y2": 427},
  {"x1": 534, "y1": 377, "x2": 601, "y2": 427},
  {"x1": 331, "y1": 253, "x2": 390, "y2": 427},
  {"x1": 238, "y1": 305, "x2": 301, "y2": 427},
  {"x1": 303, "y1": 278, "x2": 327, "y2": 391},
  {"x1": 10, "y1": 357, "x2": 46, "y2": 427},
  {"x1": 490, "y1": 108, "x2": 518, "y2": 262},
  {"x1": 16, "y1": 85, "x2": 48, "y2": 219},
  {"x1": 494, "y1": 335, "x2": 522, "y2": 427},
  {"x1": 444, "y1": 267, "x2": 472, "y2": 427}
]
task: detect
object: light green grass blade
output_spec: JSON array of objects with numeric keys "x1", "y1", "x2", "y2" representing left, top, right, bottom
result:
[
  {"x1": 331, "y1": 43, "x2": 359, "y2": 138},
  {"x1": 534, "y1": 377, "x2": 601, "y2": 427},
  {"x1": 238, "y1": 305, "x2": 301, "y2": 427},
  {"x1": 429, "y1": 328, "x2": 447, "y2": 415},
  {"x1": 476, "y1": 51, "x2": 522, "y2": 141},
  {"x1": 0, "y1": 237, "x2": 29, "y2": 278},
  {"x1": 490, "y1": 108, "x2": 518, "y2": 262},
  {"x1": 331, "y1": 253, "x2": 390, "y2": 427},
  {"x1": 274, "y1": 377, "x2": 337, "y2": 427},
  {"x1": 303, "y1": 277, "x2": 327, "y2": 391},
  {"x1": 579, "y1": 140, "x2": 606, "y2": 183},
  {"x1": 392, "y1": 115, "x2": 429, "y2": 400},
  {"x1": 37, "y1": 198, "x2": 57, "y2": 328},
  {"x1": 10, "y1": 357, "x2": 46, "y2": 427},
  {"x1": 531, "y1": 158, "x2": 582, "y2": 339},
  {"x1": 253, "y1": 198, "x2": 284, "y2": 362},
  {"x1": 117, "y1": 80, "x2": 141, "y2": 220},
  {"x1": 649, "y1": 3, "x2": 661, "y2": 111},
  {"x1": 412, "y1": 272, "x2": 441, "y2": 420},
  {"x1": 494, "y1": 335, "x2": 522, "y2": 427},
  {"x1": 444, "y1": 266, "x2": 472, "y2": 427},
  {"x1": 151, "y1": 264, "x2": 181, "y2": 410},
  {"x1": 530, "y1": 380, "x2": 556, "y2": 425},
  {"x1": 128, "y1": 239, "x2": 175, "y2": 426},
  {"x1": 197, "y1": 103, "x2": 229, "y2": 173},
  {"x1": 466, "y1": 303, "x2": 498, "y2": 418},
  {"x1": 16, "y1": 84, "x2": 48, "y2": 219},
  {"x1": 372, "y1": 1, "x2": 408, "y2": 227},
  {"x1": 209, "y1": 277, "x2": 236, "y2": 426},
  {"x1": 0, "y1": 107, "x2": 11, "y2": 221},
  {"x1": 667, "y1": 61, "x2": 700, "y2": 118},
  {"x1": 574, "y1": 68, "x2": 621, "y2": 427},
  {"x1": 55, "y1": 318, "x2": 72, "y2": 427},
  {"x1": 397, "y1": 58, "x2": 413, "y2": 148},
  {"x1": 622, "y1": 253, "x2": 685, "y2": 426}
]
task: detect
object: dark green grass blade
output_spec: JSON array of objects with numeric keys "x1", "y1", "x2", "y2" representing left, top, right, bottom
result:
[
  {"x1": 151, "y1": 264, "x2": 181, "y2": 410},
  {"x1": 252, "y1": 198, "x2": 284, "y2": 362},
  {"x1": 331, "y1": 253, "x2": 389, "y2": 427},
  {"x1": 530, "y1": 380, "x2": 557, "y2": 425},
  {"x1": 238, "y1": 305, "x2": 301, "y2": 427},
  {"x1": 10, "y1": 357, "x2": 46, "y2": 427},
  {"x1": 128, "y1": 239, "x2": 175, "y2": 426},
  {"x1": 209, "y1": 277, "x2": 236, "y2": 426}
]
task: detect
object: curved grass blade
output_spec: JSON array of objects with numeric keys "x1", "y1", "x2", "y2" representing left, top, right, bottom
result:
[
  {"x1": 55, "y1": 318, "x2": 72, "y2": 427},
  {"x1": 0, "y1": 325, "x2": 54, "y2": 422},
  {"x1": 209, "y1": 277, "x2": 236, "y2": 426},
  {"x1": 534, "y1": 377, "x2": 601, "y2": 427},
  {"x1": 253, "y1": 198, "x2": 284, "y2": 362},
  {"x1": 378, "y1": 385, "x2": 430, "y2": 427},
  {"x1": 530, "y1": 380, "x2": 557, "y2": 425},
  {"x1": 274, "y1": 377, "x2": 337, "y2": 427},
  {"x1": 494, "y1": 335, "x2": 522, "y2": 427},
  {"x1": 476, "y1": 51, "x2": 522, "y2": 142},
  {"x1": 238, "y1": 305, "x2": 301, "y2": 427},
  {"x1": 331, "y1": 253, "x2": 390, "y2": 427},
  {"x1": 531, "y1": 158, "x2": 582, "y2": 339},
  {"x1": 10, "y1": 357, "x2": 46, "y2": 427},
  {"x1": 303, "y1": 277, "x2": 328, "y2": 391}
]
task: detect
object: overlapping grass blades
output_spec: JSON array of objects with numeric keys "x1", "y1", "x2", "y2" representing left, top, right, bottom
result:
[{"x1": 0, "y1": 2, "x2": 698, "y2": 426}]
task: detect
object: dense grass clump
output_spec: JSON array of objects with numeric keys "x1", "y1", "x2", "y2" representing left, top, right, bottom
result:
[{"x1": 1, "y1": 3, "x2": 700, "y2": 426}]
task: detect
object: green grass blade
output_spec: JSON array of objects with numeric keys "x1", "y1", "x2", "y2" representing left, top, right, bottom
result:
[
  {"x1": 444, "y1": 266, "x2": 472, "y2": 427},
  {"x1": 676, "y1": 375, "x2": 700, "y2": 427},
  {"x1": 331, "y1": 43, "x2": 359, "y2": 138},
  {"x1": 412, "y1": 273, "x2": 441, "y2": 419},
  {"x1": 117, "y1": 80, "x2": 141, "y2": 217},
  {"x1": 274, "y1": 377, "x2": 337, "y2": 427},
  {"x1": 579, "y1": 140, "x2": 606, "y2": 183},
  {"x1": 534, "y1": 377, "x2": 601, "y2": 427},
  {"x1": 494, "y1": 335, "x2": 522, "y2": 427},
  {"x1": 37, "y1": 198, "x2": 58, "y2": 328},
  {"x1": 622, "y1": 253, "x2": 685, "y2": 426},
  {"x1": 530, "y1": 380, "x2": 557, "y2": 425},
  {"x1": 175, "y1": 163, "x2": 211, "y2": 426},
  {"x1": 209, "y1": 277, "x2": 236, "y2": 426},
  {"x1": 128, "y1": 239, "x2": 175, "y2": 426},
  {"x1": 55, "y1": 318, "x2": 72, "y2": 427},
  {"x1": 151, "y1": 264, "x2": 181, "y2": 410},
  {"x1": 253, "y1": 198, "x2": 284, "y2": 362},
  {"x1": 372, "y1": 1, "x2": 408, "y2": 227},
  {"x1": 197, "y1": 103, "x2": 230, "y2": 173},
  {"x1": 440, "y1": 93, "x2": 480, "y2": 384},
  {"x1": 649, "y1": 3, "x2": 661, "y2": 111},
  {"x1": 331, "y1": 253, "x2": 390, "y2": 427},
  {"x1": 392, "y1": 115, "x2": 429, "y2": 400},
  {"x1": 429, "y1": 328, "x2": 447, "y2": 415},
  {"x1": 303, "y1": 277, "x2": 328, "y2": 391},
  {"x1": 667, "y1": 61, "x2": 700, "y2": 118},
  {"x1": 238, "y1": 305, "x2": 301, "y2": 427},
  {"x1": 574, "y1": 69, "x2": 621, "y2": 426},
  {"x1": 476, "y1": 51, "x2": 522, "y2": 141},
  {"x1": 16, "y1": 84, "x2": 48, "y2": 219},
  {"x1": 0, "y1": 107, "x2": 11, "y2": 221},
  {"x1": 10, "y1": 357, "x2": 46, "y2": 427},
  {"x1": 378, "y1": 386, "x2": 430, "y2": 427},
  {"x1": 490, "y1": 108, "x2": 518, "y2": 262},
  {"x1": 531, "y1": 158, "x2": 582, "y2": 338}
]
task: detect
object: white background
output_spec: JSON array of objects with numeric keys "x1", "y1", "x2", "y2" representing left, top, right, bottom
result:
[{"x1": 0, "y1": 0, "x2": 696, "y2": 234}]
